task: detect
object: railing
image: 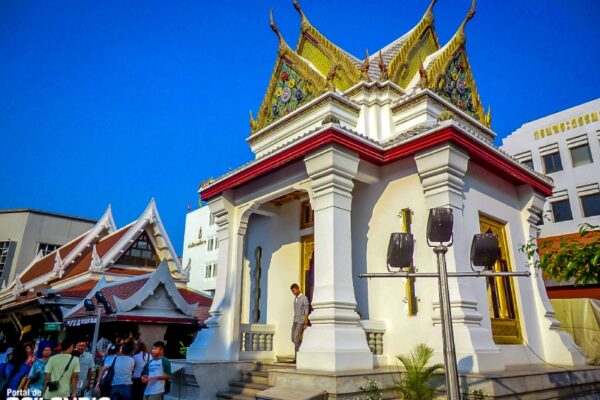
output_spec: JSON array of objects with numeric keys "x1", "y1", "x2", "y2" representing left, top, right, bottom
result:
[
  {"x1": 359, "y1": 320, "x2": 386, "y2": 356},
  {"x1": 240, "y1": 324, "x2": 276, "y2": 360}
]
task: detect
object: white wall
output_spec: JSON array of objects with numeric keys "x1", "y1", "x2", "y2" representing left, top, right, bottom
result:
[
  {"x1": 182, "y1": 206, "x2": 218, "y2": 294},
  {"x1": 501, "y1": 98, "x2": 600, "y2": 237}
]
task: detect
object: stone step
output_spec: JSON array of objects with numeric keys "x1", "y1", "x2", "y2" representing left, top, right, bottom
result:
[
  {"x1": 241, "y1": 370, "x2": 269, "y2": 384},
  {"x1": 229, "y1": 380, "x2": 272, "y2": 396},
  {"x1": 253, "y1": 361, "x2": 295, "y2": 372},
  {"x1": 216, "y1": 392, "x2": 256, "y2": 400}
]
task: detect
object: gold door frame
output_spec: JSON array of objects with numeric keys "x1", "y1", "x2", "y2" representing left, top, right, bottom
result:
[
  {"x1": 300, "y1": 235, "x2": 314, "y2": 293},
  {"x1": 479, "y1": 215, "x2": 523, "y2": 345}
]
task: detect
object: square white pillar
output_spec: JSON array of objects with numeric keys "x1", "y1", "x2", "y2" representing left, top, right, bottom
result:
[{"x1": 297, "y1": 145, "x2": 373, "y2": 372}]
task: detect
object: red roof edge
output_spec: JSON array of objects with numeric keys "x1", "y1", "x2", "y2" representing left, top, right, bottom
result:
[{"x1": 200, "y1": 126, "x2": 553, "y2": 201}]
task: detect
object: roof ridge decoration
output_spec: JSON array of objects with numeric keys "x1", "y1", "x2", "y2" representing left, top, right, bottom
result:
[
  {"x1": 12, "y1": 278, "x2": 23, "y2": 297},
  {"x1": 419, "y1": 0, "x2": 491, "y2": 128},
  {"x1": 387, "y1": 0, "x2": 441, "y2": 88},
  {"x1": 100, "y1": 198, "x2": 182, "y2": 273},
  {"x1": 250, "y1": 10, "x2": 328, "y2": 134},
  {"x1": 52, "y1": 250, "x2": 64, "y2": 278},
  {"x1": 360, "y1": 49, "x2": 371, "y2": 82},
  {"x1": 113, "y1": 260, "x2": 198, "y2": 317},
  {"x1": 89, "y1": 244, "x2": 103, "y2": 272},
  {"x1": 292, "y1": 0, "x2": 361, "y2": 90}
]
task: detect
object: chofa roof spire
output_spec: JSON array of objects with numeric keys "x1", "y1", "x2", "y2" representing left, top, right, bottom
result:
[
  {"x1": 269, "y1": 9, "x2": 286, "y2": 48},
  {"x1": 457, "y1": 0, "x2": 476, "y2": 42},
  {"x1": 292, "y1": 0, "x2": 307, "y2": 23}
]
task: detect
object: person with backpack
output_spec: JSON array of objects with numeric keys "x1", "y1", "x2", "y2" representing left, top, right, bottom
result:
[
  {"x1": 140, "y1": 342, "x2": 171, "y2": 400},
  {"x1": 43, "y1": 340, "x2": 79, "y2": 400},
  {"x1": 108, "y1": 342, "x2": 135, "y2": 400},
  {"x1": 132, "y1": 342, "x2": 150, "y2": 400},
  {"x1": 24, "y1": 345, "x2": 52, "y2": 397}
]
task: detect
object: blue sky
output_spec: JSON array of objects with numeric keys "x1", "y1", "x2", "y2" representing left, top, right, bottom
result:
[{"x1": 1, "y1": 0, "x2": 599, "y2": 252}]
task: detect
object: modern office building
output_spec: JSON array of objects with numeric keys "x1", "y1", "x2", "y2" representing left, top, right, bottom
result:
[
  {"x1": 501, "y1": 98, "x2": 600, "y2": 298},
  {"x1": 0, "y1": 209, "x2": 96, "y2": 286}
]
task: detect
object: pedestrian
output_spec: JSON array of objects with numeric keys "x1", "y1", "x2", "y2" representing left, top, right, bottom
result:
[
  {"x1": 75, "y1": 341, "x2": 95, "y2": 396},
  {"x1": 141, "y1": 341, "x2": 171, "y2": 400},
  {"x1": 1, "y1": 343, "x2": 32, "y2": 395},
  {"x1": 132, "y1": 342, "x2": 150, "y2": 400},
  {"x1": 23, "y1": 342, "x2": 36, "y2": 368},
  {"x1": 110, "y1": 342, "x2": 135, "y2": 400},
  {"x1": 24, "y1": 346, "x2": 52, "y2": 397},
  {"x1": 290, "y1": 283, "x2": 310, "y2": 360},
  {"x1": 43, "y1": 339, "x2": 79, "y2": 400}
]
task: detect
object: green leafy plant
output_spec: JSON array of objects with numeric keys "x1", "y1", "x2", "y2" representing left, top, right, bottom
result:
[
  {"x1": 359, "y1": 377, "x2": 382, "y2": 400},
  {"x1": 520, "y1": 223, "x2": 600, "y2": 285},
  {"x1": 395, "y1": 344, "x2": 444, "y2": 400},
  {"x1": 461, "y1": 389, "x2": 486, "y2": 399}
]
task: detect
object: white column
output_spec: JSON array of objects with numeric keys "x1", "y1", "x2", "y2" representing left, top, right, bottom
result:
[
  {"x1": 187, "y1": 193, "x2": 246, "y2": 361},
  {"x1": 518, "y1": 187, "x2": 586, "y2": 366},
  {"x1": 415, "y1": 143, "x2": 503, "y2": 373},
  {"x1": 298, "y1": 145, "x2": 373, "y2": 372}
]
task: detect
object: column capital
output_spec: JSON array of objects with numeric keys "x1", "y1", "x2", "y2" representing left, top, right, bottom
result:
[
  {"x1": 304, "y1": 145, "x2": 360, "y2": 212},
  {"x1": 414, "y1": 143, "x2": 470, "y2": 210}
]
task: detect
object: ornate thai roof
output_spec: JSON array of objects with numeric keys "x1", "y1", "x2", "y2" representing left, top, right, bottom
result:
[
  {"x1": 406, "y1": 0, "x2": 491, "y2": 127},
  {"x1": 251, "y1": 0, "x2": 490, "y2": 133},
  {"x1": 250, "y1": 10, "x2": 328, "y2": 134},
  {"x1": 387, "y1": 0, "x2": 440, "y2": 88}
]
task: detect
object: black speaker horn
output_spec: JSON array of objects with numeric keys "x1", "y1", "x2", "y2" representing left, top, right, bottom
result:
[{"x1": 387, "y1": 232, "x2": 414, "y2": 270}]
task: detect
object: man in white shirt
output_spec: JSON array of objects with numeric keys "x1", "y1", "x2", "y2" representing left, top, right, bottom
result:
[
  {"x1": 290, "y1": 283, "x2": 310, "y2": 359},
  {"x1": 141, "y1": 341, "x2": 171, "y2": 400}
]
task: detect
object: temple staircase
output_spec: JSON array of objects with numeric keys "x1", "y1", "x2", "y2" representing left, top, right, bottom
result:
[{"x1": 216, "y1": 362, "x2": 295, "y2": 400}]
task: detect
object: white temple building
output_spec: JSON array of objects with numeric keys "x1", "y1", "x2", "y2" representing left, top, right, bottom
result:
[{"x1": 181, "y1": 1, "x2": 597, "y2": 398}]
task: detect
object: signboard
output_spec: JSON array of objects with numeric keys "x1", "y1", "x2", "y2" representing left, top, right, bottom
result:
[
  {"x1": 43, "y1": 322, "x2": 62, "y2": 332},
  {"x1": 64, "y1": 317, "x2": 97, "y2": 327}
]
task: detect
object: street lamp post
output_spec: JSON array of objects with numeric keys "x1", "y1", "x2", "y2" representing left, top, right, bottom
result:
[{"x1": 360, "y1": 207, "x2": 529, "y2": 400}]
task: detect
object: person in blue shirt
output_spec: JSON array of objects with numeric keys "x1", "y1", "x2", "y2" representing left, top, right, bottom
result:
[{"x1": 25, "y1": 346, "x2": 52, "y2": 397}]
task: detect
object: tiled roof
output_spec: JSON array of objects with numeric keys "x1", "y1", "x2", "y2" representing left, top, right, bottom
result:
[
  {"x1": 20, "y1": 234, "x2": 88, "y2": 283},
  {"x1": 61, "y1": 225, "x2": 130, "y2": 280},
  {"x1": 55, "y1": 280, "x2": 99, "y2": 298},
  {"x1": 178, "y1": 288, "x2": 211, "y2": 322},
  {"x1": 66, "y1": 277, "x2": 149, "y2": 319}
]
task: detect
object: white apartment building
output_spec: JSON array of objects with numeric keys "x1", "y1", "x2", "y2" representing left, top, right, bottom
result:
[
  {"x1": 501, "y1": 98, "x2": 600, "y2": 238},
  {"x1": 182, "y1": 206, "x2": 218, "y2": 296}
]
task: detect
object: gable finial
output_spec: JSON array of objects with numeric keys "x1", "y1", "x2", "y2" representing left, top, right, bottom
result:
[
  {"x1": 269, "y1": 9, "x2": 285, "y2": 47},
  {"x1": 292, "y1": 0, "x2": 307, "y2": 22},
  {"x1": 378, "y1": 51, "x2": 389, "y2": 81},
  {"x1": 425, "y1": 0, "x2": 437, "y2": 22},
  {"x1": 458, "y1": 0, "x2": 476, "y2": 40},
  {"x1": 250, "y1": 110, "x2": 258, "y2": 133},
  {"x1": 360, "y1": 49, "x2": 371, "y2": 82}
]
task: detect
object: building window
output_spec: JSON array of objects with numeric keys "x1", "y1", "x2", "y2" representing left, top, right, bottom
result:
[
  {"x1": 542, "y1": 152, "x2": 563, "y2": 174},
  {"x1": 522, "y1": 159, "x2": 534, "y2": 170},
  {"x1": 551, "y1": 199, "x2": 573, "y2": 222},
  {"x1": 570, "y1": 144, "x2": 593, "y2": 167},
  {"x1": 209, "y1": 213, "x2": 216, "y2": 225},
  {"x1": 205, "y1": 263, "x2": 217, "y2": 278},
  {"x1": 38, "y1": 243, "x2": 60, "y2": 257},
  {"x1": 581, "y1": 193, "x2": 600, "y2": 217},
  {"x1": 207, "y1": 237, "x2": 215, "y2": 252},
  {"x1": 300, "y1": 200, "x2": 314, "y2": 229},
  {"x1": 116, "y1": 232, "x2": 159, "y2": 267},
  {"x1": 0, "y1": 241, "x2": 10, "y2": 277}
]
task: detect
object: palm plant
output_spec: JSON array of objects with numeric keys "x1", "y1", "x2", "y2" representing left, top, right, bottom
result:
[{"x1": 395, "y1": 344, "x2": 444, "y2": 400}]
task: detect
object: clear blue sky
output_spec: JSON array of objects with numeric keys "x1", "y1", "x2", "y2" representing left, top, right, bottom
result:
[{"x1": 1, "y1": 0, "x2": 599, "y2": 253}]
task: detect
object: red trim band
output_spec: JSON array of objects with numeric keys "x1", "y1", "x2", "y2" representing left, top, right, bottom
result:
[{"x1": 201, "y1": 126, "x2": 552, "y2": 201}]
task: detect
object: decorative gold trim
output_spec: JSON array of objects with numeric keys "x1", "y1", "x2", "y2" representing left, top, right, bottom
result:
[
  {"x1": 251, "y1": 11, "x2": 328, "y2": 134},
  {"x1": 248, "y1": 92, "x2": 360, "y2": 146},
  {"x1": 293, "y1": 0, "x2": 361, "y2": 90},
  {"x1": 479, "y1": 214, "x2": 523, "y2": 345},
  {"x1": 388, "y1": 0, "x2": 441, "y2": 86},
  {"x1": 300, "y1": 234, "x2": 314, "y2": 294}
]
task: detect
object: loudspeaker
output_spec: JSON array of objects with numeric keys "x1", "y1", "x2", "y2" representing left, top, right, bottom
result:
[{"x1": 387, "y1": 233, "x2": 414, "y2": 270}]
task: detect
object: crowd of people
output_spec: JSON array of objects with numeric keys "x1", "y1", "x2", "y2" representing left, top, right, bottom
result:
[{"x1": 0, "y1": 338, "x2": 171, "y2": 400}]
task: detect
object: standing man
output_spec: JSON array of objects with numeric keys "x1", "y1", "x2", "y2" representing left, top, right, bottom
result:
[
  {"x1": 43, "y1": 339, "x2": 80, "y2": 400},
  {"x1": 290, "y1": 283, "x2": 310, "y2": 360},
  {"x1": 75, "y1": 341, "x2": 95, "y2": 396},
  {"x1": 141, "y1": 341, "x2": 171, "y2": 400}
]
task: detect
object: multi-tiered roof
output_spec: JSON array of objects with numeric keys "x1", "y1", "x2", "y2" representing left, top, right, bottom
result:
[{"x1": 250, "y1": 0, "x2": 490, "y2": 135}]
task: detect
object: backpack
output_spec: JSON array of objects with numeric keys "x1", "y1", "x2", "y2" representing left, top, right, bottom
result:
[{"x1": 99, "y1": 357, "x2": 116, "y2": 396}]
